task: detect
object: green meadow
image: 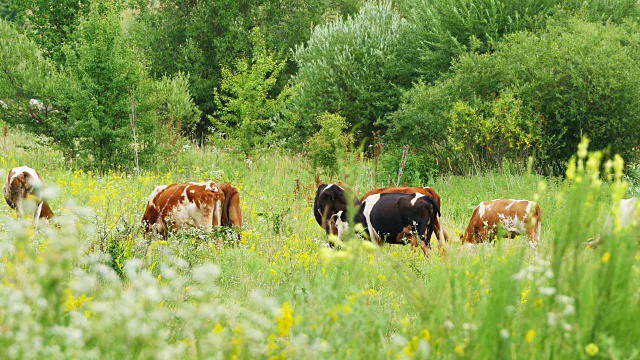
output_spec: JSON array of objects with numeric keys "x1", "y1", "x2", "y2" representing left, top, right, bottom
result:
[{"x1": 0, "y1": 130, "x2": 638, "y2": 359}]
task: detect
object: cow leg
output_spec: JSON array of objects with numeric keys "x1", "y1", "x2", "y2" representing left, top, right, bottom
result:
[
  {"x1": 418, "y1": 238, "x2": 431, "y2": 258},
  {"x1": 434, "y1": 218, "x2": 448, "y2": 256},
  {"x1": 526, "y1": 226, "x2": 538, "y2": 249}
]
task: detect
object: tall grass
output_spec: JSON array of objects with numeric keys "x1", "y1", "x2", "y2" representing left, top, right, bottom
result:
[{"x1": 0, "y1": 130, "x2": 638, "y2": 359}]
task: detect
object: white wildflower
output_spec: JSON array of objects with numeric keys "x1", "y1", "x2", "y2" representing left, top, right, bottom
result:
[
  {"x1": 556, "y1": 294, "x2": 575, "y2": 305},
  {"x1": 512, "y1": 270, "x2": 526, "y2": 281},
  {"x1": 444, "y1": 320, "x2": 454, "y2": 329},
  {"x1": 563, "y1": 304, "x2": 575, "y2": 316},
  {"x1": 418, "y1": 340, "x2": 431, "y2": 356},
  {"x1": 192, "y1": 264, "x2": 221, "y2": 283},
  {"x1": 539, "y1": 287, "x2": 557, "y2": 296},
  {"x1": 462, "y1": 323, "x2": 477, "y2": 332},
  {"x1": 391, "y1": 334, "x2": 408, "y2": 347},
  {"x1": 500, "y1": 329, "x2": 510, "y2": 339}
]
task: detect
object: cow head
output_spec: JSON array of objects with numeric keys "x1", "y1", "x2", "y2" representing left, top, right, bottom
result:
[
  {"x1": 314, "y1": 183, "x2": 356, "y2": 234},
  {"x1": 330, "y1": 210, "x2": 350, "y2": 238}
]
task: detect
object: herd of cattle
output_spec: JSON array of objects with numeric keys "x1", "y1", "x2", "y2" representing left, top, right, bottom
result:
[
  {"x1": 3, "y1": 166, "x2": 638, "y2": 255},
  {"x1": 313, "y1": 183, "x2": 542, "y2": 256}
]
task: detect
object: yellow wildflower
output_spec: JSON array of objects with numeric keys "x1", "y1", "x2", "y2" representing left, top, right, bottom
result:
[
  {"x1": 521, "y1": 289, "x2": 530, "y2": 304},
  {"x1": 277, "y1": 302, "x2": 294, "y2": 337},
  {"x1": 602, "y1": 252, "x2": 611, "y2": 264},
  {"x1": 212, "y1": 323, "x2": 224, "y2": 334},
  {"x1": 420, "y1": 329, "x2": 432, "y2": 342},
  {"x1": 585, "y1": 343, "x2": 599, "y2": 357},
  {"x1": 455, "y1": 344, "x2": 465, "y2": 356},
  {"x1": 526, "y1": 330, "x2": 536, "y2": 343}
]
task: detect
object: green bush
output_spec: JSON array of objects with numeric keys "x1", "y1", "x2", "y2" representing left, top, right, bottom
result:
[
  {"x1": 401, "y1": 0, "x2": 640, "y2": 82},
  {"x1": 286, "y1": 1, "x2": 418, "y2": 145},
  {"x1": 385, "y1": 16, "x2": 640, "y2": 174},
  {"x1": 305, "y1": 112, "x2": 354, "y2": 174},
  {"x1": 213, "y1": 27, "x2": 291, "y2": 154},
  {"x1": 0, "y1": 5, "x2": 199, "y2": 172},
  {"x1": 448, "y1": 92, "x2": 542, "y2": 171},
  {"x1": 376, "y1": 146, "x2": 436, "y2": 186}
]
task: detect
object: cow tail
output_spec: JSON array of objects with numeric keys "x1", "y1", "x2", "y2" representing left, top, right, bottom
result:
[{"x1": 423, "y1": 196, "x2": 440, "y2": 246}]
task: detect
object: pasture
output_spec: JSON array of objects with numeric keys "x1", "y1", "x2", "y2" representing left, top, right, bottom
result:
[{"x1": 0, "y1": 130, "x2": 638, "y2": 359}]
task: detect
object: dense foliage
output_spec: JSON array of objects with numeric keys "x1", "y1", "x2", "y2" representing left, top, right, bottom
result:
[
  {"x1": 287, "y1": 1, "x2": 418, "y2": 145},
  {"x1": 385, "y1": 16, "x2": 640, "y2": 174},
  {"x1": 1, "y1": 0, "x2": 640, "y2": 174},
  {"x1": 130, "y1": 0, "x2": 364, "y2": 137},
  {"x1": 398, "y1": 0, "x2": 640, "y2": 81}
]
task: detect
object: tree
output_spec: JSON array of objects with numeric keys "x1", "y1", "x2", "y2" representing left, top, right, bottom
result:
[
  {"x1": 213, "y1": 27, "x2": 291, "y2": 154},
  {"x1": 385, "y1": 16, "x2": 640, "y2": 173},
  {"x1": 400, "y1": 0, "x2": 640, "y2": 83},
  {"x1": 1, "y1": 4, "x2": 196, "y2": 172},
  {"x1": 0, "y1": 0, "x2": 16, "y2": 21},
  {"x1": 130, "y1": 0, "x2": 364, "y2": 140},
  {"x1": 10, "y1": 0, "x2": 92, "y2": 64},
  {"x1": 286, "y1": 1, "x2": 418, "y2": 146}
]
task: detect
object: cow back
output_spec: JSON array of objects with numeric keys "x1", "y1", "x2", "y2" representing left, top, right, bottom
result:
[
  {"x1": 3, "y1": 166, "x2": 54, "y2": 219},
  {"x1": 362, "y1": 193, "x2": 440, "y2": 245},
  {"x1": 142, "y1": 182, "x2": 225, "y2": 235},
  {"x1": 361, "y1": 186, "x2": 441, "y2": 207}
]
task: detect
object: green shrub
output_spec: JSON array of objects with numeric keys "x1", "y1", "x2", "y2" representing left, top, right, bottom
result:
[
  {"x1": 401, "y1": 0, "x2": 640, "y2": 82},
  {"x1": 385, "y1": 16, "x2": 640, "y2": 174},
  {"x1": 448, "y1": 92, "x2": 542, "y2": 171},
  {"x1": 212, "y1": 27, "x2": 291, "y2": 154},
  {"x1": 376, "y1": 146, "x2": 436, "y2": 186},
  {"x1": 305, "y1": 112, "x2": 354, "y2": 174},
  {"x1": 1, "y1": 4, "x2": 201, "y2": 172},
  {"x1": 286, "y1": 1, "x2": 418, "y2": 145}
]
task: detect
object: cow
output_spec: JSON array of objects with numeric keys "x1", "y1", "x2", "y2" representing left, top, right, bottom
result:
[
  {"x1": 217, "y1": 182, "x2": 242, "y2": 229},
  {"x1": 361, "y1": 186, "x2": 449, "y2": 251},
  {"x1": 3, "y1": 166, "x2": 54, "y2": 222},
  {"x1": 141, "y1": 181, "x2": 225, "y2": 239},
  {"x1": 313, "y1": 182, "x2": 358, "y2": 236},
  {"x1": 217, "y1": 182, "x2": 243, "y2": 241},
  {"x1": 462, "y1": 199, "x2": 542, "y2": 248},
  {"x1": 331, "y1": 193, "x2": 441, "y2": 257}
]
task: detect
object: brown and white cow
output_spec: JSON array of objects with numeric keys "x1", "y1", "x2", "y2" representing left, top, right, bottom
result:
[
  {"x1": 462, "y1": 199, "x2": 542, "y2": 247},
  {"x1": 3, "y1": 166, "x2": 54, "y2": 221},
  {"x1": 141, "y1": 181, "x2": 225, "y2": 238},
  {"x1": 361, "y1": 186, "x2": 449, "y2": 251}
]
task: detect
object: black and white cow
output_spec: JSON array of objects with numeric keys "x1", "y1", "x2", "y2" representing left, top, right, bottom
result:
[
  {"x1": 331, "y1": 193, "x2": 440, "y2": 256},
  {"x1": 313, "y1": 182, "x2": 357, "y2": 236}
]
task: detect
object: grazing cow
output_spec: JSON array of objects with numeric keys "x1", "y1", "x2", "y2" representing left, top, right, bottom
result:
[
  {"x1": 218, "y1": 182, "x2": 242, "y2": 229},
  {"x1": 361, "y1": 186, "x2": 449, "y2": 250},
  {"x1": 4, "y1": 166, "x2": 54, "y2": 221},
  {"x1": 332, "y1": 193, "x2": 440, "y2": 256},
  {"x1": 141, "y1": 181, "x2": 225, "y2": 238},
  {"x1": 462, "y1": 199, "x2": 542, "y2": 247},
  {"x1": 313, "y1": 182, "x2": 358, "y2": 236}
]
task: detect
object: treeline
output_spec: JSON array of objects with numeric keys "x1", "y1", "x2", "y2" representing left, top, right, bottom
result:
[{"x1": 1, "y1": 0, "x2": 639, "y2": 177}]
